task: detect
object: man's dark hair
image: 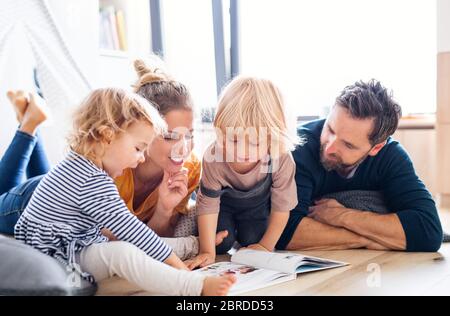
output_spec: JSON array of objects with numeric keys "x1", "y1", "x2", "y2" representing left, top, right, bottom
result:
[{"x1": 336, "y1": 79, "x2": 402, "y2": 145}]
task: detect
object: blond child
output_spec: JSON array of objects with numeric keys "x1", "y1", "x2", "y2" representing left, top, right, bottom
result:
[
  {"x1": 14, "y1": 88, "x2": 235, "y2": 295},
  {"x1": 187, "y1": 76, "x2": 299, "y2": 269}
]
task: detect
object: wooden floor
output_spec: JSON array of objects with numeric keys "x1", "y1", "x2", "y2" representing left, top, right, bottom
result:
[{"x1": 97, "y1": 209, "x2": 450, "y2": 296}]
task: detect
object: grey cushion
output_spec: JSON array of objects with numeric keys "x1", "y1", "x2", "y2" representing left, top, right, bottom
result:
[
  {"x1": 444, "y1": 233, "x2": 450, "y2": 243},
  {"x1": 0, "y1": 236, "x2": 96, "y2": 296},
  {"x1": 322, "y1": 190, "x2": 389, "y2": 214}
]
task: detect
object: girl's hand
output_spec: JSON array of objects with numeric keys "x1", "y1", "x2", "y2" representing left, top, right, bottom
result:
[
  {"x1": 156, "y1": 168, "x2": 189, "y2": 215},
  {"x1": 184, "y1": 253, "x2": 216, "y2": 270},
  {"x1": 164, "y1": 252, "x2": 190, "y2": 271}
]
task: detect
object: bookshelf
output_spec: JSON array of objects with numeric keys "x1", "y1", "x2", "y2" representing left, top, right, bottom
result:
[{"x1": 98, "y1": 0, "x2": 151, "y2": 57}]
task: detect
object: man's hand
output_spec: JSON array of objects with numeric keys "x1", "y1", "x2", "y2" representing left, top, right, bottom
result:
[
  {"x1": 241, "y1": 243, "x2": 271, "y2": 252},
  {"x1": 308, "y1": 198, "x2": 353, "y2": 227},
  {"x1": 307, "y1": 199, "x2": 406, "y2": 251}
]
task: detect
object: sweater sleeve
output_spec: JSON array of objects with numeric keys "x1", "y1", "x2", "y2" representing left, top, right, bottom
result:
[
  {"x1": 79, "y1": 173, "x2": 172, "y2": 261},
  {"x1": 276, "y1": 141, "x2": 317, "y2": 249},
  {"x1": 381, "y1": 143, "x2": 443, "y2": 252}
]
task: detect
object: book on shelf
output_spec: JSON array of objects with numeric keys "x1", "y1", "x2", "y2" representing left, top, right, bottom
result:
[
  {"x1": 99, "y1": 5, "x2": 127, "y2": 51},
  {"x1": 195, "y1": 249, "x2": 348, "y2": 295},
  {"x1": 115, "y1": 9, "x2": 128, "y2": 51}
]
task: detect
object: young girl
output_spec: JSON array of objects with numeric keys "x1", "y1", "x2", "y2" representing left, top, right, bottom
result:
[
  {"x1": 1, "y1": 60, "x2": 207, "y2": 241},
  {"x1": 14, "y1": 88, "x2": 235, "y2": 295},
  {"x1": 187, "y1": 76, "x2": 299, "y2": 269}
]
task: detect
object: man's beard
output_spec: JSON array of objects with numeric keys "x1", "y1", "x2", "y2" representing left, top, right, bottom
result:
[{"x1": 320, "y1": 143, "x2": 369, "y2": 174}]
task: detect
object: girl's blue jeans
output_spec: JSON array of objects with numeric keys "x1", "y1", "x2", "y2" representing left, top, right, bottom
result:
[{"x1": 0, "y1": 130, "x2": 49, "y2": 235}]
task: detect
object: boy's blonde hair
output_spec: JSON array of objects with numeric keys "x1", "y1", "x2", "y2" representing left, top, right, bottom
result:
[
  {"x1": 214, "y1": 76, "x2": 299, "y2": 159},
  {"x1": 68, "y1": 88, "x2": 167, "y2": 161}
]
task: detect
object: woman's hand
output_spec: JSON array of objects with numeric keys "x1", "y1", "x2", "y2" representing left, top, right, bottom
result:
[
  {"x1": 156, "y1": 168, "x2": 189, "y2": 215},
  {"x1": 149, "y1": 168, "x2": 189, "y2": 236},
  {"x1": 101, "y1": 228, "x2": 118, "y2": 241}
]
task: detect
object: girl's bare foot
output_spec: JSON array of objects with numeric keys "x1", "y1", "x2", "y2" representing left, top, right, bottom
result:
[
  {"x1": 7, "y1": 90, "x2": 28, "y2": 123},
  {"x1": 20, "y1": 93, "x2": 48, "y2": 136},
  {"x1": 202, "y1": 274, "x2": 236, "y2": 296}
]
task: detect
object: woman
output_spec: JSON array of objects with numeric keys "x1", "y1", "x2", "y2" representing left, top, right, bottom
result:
[{"x1": 114, "y1": 60, "x2": 201, "y2": 237}]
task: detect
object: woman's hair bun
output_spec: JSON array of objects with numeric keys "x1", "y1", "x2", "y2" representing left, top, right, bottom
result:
[{"x1": 133, "y1": 59, "x2": 169, "y2": 90}]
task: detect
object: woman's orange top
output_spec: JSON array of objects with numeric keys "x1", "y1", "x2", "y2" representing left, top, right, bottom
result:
[{"x1": 114, "y1": 152, "x2": 201, "y2": 223}]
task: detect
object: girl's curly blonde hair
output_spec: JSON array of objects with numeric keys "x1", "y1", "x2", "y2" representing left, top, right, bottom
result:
[{"x1": 68, "y1": 88, "x2": 167, "y2": 161}]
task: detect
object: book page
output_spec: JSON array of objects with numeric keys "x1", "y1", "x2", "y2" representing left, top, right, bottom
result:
[
  {"x1": 195, "y1": 261, "x2": 294, "y2": 295},
  {"x1": 231, "y1": 249, "x2": 348, "y2": 274}
]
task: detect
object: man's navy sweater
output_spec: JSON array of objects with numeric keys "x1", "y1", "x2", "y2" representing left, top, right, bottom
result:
[{"x1": 277, "y1": 119, "x2": 443, "y2": 252}]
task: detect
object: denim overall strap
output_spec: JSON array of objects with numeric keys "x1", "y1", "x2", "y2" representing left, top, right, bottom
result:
[{"x1": 200, "y1": 159, "x2": 274, "y2": 253}]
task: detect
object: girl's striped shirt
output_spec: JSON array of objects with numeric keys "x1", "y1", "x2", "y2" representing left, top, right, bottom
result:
[{"x1": 15, "y1": 150, "x2": 172, "y2": 277}]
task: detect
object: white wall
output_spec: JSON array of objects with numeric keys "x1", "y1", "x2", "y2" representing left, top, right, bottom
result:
[
  {"x1": 437, "y1": 0, "x2": 450, "y2": 204},
  {"x1": 438, "y1": 0, "x2": 450, "y2": 53}
]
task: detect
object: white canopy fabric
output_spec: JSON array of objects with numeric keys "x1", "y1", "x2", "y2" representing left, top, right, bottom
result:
[{"x1": 0, "y1": 0, "x2": 92, "y2": 162}]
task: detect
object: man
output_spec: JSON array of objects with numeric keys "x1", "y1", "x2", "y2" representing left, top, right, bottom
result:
[{"x1": 276, "y1": 80, "x2": 443, "y2": 252}]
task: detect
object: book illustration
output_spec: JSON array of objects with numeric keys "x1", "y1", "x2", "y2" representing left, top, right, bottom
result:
[{"x1": 196, "y1": 249, "x2": 348, "y2": 295}]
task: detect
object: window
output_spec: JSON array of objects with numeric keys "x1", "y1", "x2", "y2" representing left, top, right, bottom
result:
[
  {"x1": 162, "y1": 0, "x2": 218, "y2": 113},
  {"x1": 161, "y1": 0, "x2": 219, "y2": 156},
  {"x1": 240, "y1": 0, "x2": 437, "y2": 116}
]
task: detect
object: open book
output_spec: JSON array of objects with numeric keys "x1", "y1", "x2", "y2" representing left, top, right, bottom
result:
[{"x1": 196, "y1": 249, "x2": 348, "y2": 295}]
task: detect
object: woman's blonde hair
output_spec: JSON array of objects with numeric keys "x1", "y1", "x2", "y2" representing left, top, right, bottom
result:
[
  {"x1": 68, "y1": 88, "x2": 167, "y2": 161},
  {"x1": 214, "y1": 76, "x2": 300, "y2": 159}
]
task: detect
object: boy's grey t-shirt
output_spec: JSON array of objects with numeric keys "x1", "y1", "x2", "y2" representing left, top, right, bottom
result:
[{"x1": 196, "y1": 143, "x2": 298, "y2": 215}]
